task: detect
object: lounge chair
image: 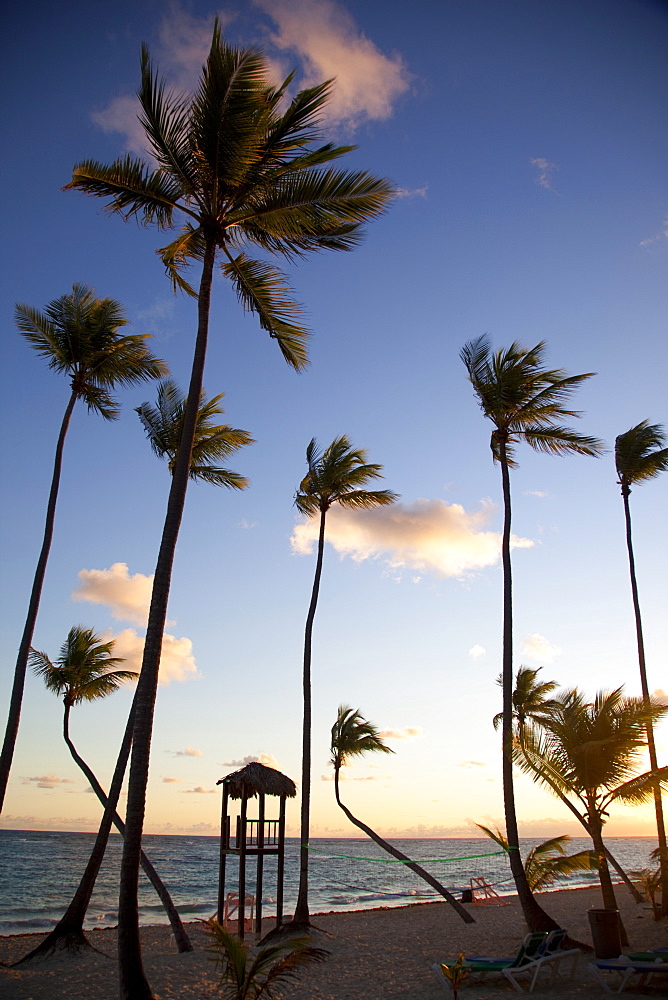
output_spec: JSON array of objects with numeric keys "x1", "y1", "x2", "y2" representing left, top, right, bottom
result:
[
  {"x1": 433, "y1": 931, "x2": 548, "y2": 992},
  {"x1": 588, "y1": 952, "x2": 668, "y2": 994},
  {"x1": 503, "y1": 928, "x2": 580, "y2": 992}
]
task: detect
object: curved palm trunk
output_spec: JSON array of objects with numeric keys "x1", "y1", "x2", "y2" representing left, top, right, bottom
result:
[
  {"x1": 118, "y1": 240, "x2": 216, "y2": 1000},
  {"x1": 293, "y1": 506, "x2": 327, "y2": 927},
  {"x1": 622, "y1": 489, "x2": 668, "y2": 916},
  {"x1": 61, "y1": 703, "x2": 192, "y2": 951},
  {"x1": 334, "y1": 768, "x2": 474, "y2": 923},
  {"x1": 16, "y1": 698, "x2": 137, "y2": 963},
  {"x1": 516, "y1": 731, "x2": 642, "y2": 902},
  {"x1": 499, "y1": 443, "x2": 559, "y2": 933},
  {"x1": 0, "y1": 390, "x2": 77, "y2": 813}
]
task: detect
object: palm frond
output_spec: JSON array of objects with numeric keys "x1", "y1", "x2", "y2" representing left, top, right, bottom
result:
[
  {"x1": 66, "y1": 157, "x2": 191, "y2": 228},
  {"x1": 331, "y1": 705, "x2": 395, "y2": 769},
  {"x1": 615, "y1": 420, "x2": 668, "y2": 488}
]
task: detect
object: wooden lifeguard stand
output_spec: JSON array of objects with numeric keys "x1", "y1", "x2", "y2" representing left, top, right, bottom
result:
[{"x1": 216, "y1": 762, "x2": 296, "y2": 939}]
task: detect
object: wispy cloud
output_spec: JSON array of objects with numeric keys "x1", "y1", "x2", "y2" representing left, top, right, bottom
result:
[
  {"x1": 73, "y1": 562, "x2": 153, "y2": 626},
  {"x1": 458, "y1": 760, "x2": 487, "y2": 768},
  {"x1": 22, "y1": 774, "x2": 75, "y2": 789},
  {"x1": 222, "y1": 753, "x2": 279, "y2": 769},
  {"x1": 104, "y1": 627, "x2": 199, "y2": 686},
  {"x1": 520, "y1": 632, "x2": 561, "y2": 664},
  {"x1": 530, "y1": 157, "x2": 559, "y2": 193},
  {"x1": 394, "y1": 186, "x2": 428, "y2": 199},
  {"x1": 639, "y1": 218, "x2": 668, "y2": 248},
  {"x1": 291, "y1": 498, "x2": 533, "y2": 579},
  {"x1": 162, "y1": 776, "x2": 182, "y2": 783},
  {"x1": 377, "y1": 726, "x2": 422, "y2": 740},
  {"x1": 182, "y1": 786, "x2": 217, "y2": 794},
  {"x1": 171, "y1": 746, "x2": 204, "y2": 758},
  {"x1": 524, "y1": 490, "x2": 548, "y2": 498},
  {"x1": 255, "y1": 0, "x2": 411, "y2": 128},
  {"x1": 321, "y1": 772, "x2": 380, "y2": 781},
  {"x1": 468, "y1": 644, "x2": 486, "y2": 660}
]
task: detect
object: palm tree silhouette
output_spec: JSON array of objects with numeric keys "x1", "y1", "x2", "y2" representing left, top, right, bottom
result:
[
  {"x1": 292, "y1": 436, "x2": 397, "y2": 926},
  {"x1": 136, "y1": 379, "x2": 253, "y2": 487},
  {"x1": 331, "y1": 705, "x2": 473, "y2": 922},
  {"x1": 18, "y1": 627, "x2": 191, "y2": 961},
  {"x1": 0, "y1": 285, "x2": 166, "y2": 812},
  {"x1": 461, "y1": 335, "x2": 603, "y2": 931},
  {"x1": 615, "y1": 420, "x2": 668, "y2": 915},
  {"x1": 517, "y1": 687, "x2": 668, "y2": 916},
  {"x1": 67, "y1": 27, "x2": 393, "y2": 995}
]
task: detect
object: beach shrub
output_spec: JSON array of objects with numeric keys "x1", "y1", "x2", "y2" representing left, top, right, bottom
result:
[
  {"x1": 439, "y1": 954, "x2": 469, "y2": 998},
  {"x1": 204, "y1": 919, "x2": 328, "y2": 999}
]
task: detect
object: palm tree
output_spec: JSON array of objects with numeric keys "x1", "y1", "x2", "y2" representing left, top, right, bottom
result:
[
  {"x1": 0, "y1": 285, "x2": 166, "y2": 813},
  {"x1": 517, "y1": 687, "x2": 668, "y2": 912},
  {"x1": 19, "y1": 627, "x2": 192, "y2": 961},
  {"x1": 67, "y1": 27, "x2": 393, "y2": 997},
  {"x1": 137, "y1": 379, "x2": 253, "y2": 487},
  {"x1": 476, "y1": 825, "x2": 596, "y2": 891},
  {"x1": 461, "y1": 335, "x2": 603, "y2": 931},
  {"x1": 331, "y1": 705, "x2": 474, "y2": 923},
  {"x1": 504, "y1": 668, "x2": 642, "y2": 900},
  {"x1": 615, "y1": 420, "x2": 668, "y2": 915},
  {"x1": 292, "y1": 437, "x2": 397, "y2": 926}
]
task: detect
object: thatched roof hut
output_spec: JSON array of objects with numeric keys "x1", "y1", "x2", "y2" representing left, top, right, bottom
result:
[{"x1": 217, "y1": 762, "x2": 297, "y2": 800}]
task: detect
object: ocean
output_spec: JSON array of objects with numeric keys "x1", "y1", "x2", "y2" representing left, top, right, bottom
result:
[{"x1": 0, "y1": 830, "x2": 657, "y2": 937}]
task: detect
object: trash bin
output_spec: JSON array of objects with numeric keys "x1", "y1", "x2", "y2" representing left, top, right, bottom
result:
[{"x1": 588, "y1": 908, "x2": 622, "y2": 958}]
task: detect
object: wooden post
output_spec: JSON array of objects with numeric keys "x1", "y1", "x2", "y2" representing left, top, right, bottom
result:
[
  {"x1": 276, "y1": 794, "x2": 286, "y2": 927},
  {"x1": 256, "y1": 792, "x2": 265, "y2": 935},
  {"x1": 217, "y1": 783, "x2": 229, "y2": 921},
  {"x1": 238, "y1": 786, "x2": 248, "y2": 940}
]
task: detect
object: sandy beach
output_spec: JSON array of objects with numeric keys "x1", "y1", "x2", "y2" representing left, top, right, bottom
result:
[{"x1": 1, "y1": 886, "x2": 666, "y2": 999}]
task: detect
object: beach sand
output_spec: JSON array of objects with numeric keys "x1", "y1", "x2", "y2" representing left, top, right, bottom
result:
[{"x1": 1, "y1": 886, "x2": 666, "y2": 999}]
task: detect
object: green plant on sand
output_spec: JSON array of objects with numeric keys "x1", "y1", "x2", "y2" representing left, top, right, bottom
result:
[{"x1": 438, "y1": 954, "x2": 469, "y2": 999}]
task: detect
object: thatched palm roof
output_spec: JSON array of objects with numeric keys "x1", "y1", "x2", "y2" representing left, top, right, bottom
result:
[{"x1": 217, "y1": 762, "x2": 297, "y2": 799}]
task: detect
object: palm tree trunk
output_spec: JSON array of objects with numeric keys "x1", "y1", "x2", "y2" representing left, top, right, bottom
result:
[
  {"x1": 293, "y1": 507, "x2": 327, "y2": 927},
  {"x1": 622, "y1": 489, "x2": 668, "y2": 916},
  {"x1": 499, "y1": 441, "x2": 559, "y2": 933},
  {"x1": 118, "y1": 239, "x2": 216, "y2": 1000},
  {"x1": 15, "y1": 698, "x2": 138, "y2": 964},
  {"x1": 334, "y1": 769, "x2": 474, "y2": 923},
  {"x1": 61, "y1": 703, "x2": 192, "y2": 952},
  {"x1": 588, "y1": 803, "x2": 628, "y2": 944},
  {"x1": 0, "y1": 390, "x2": 77, "y2": 813}
]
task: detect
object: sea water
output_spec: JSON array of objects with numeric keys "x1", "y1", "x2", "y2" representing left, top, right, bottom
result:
[{"x1": 0, "y1": 830, "x2": 657, "y2": 936}]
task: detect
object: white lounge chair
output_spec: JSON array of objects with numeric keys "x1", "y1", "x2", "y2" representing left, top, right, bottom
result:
[{"x1": 588, "y1": 955, "x2": 668, "y2": 994}]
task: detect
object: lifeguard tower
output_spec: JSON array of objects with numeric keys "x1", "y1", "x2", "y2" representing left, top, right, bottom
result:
[{"x1": 216, "y1": 762, "x2": 296, "y2": 938}]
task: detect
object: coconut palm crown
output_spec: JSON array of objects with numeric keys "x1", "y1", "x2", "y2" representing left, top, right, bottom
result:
[
  {"x1": 615, "y1": 421, "x2": 668, "y2": 495},
  {"x1": 137, "y1": 379, "x2": 253, "y2": 488},
  {"x1": 493, "y1": 666, "x2": 560, "y2": 732},
  {"x1": 29, "y1": 626, "x2": 137, "y2": 708},
  {"x1": 331, "y1": 704, "x2": 395, "y2": 773},
  {"x1": 295, "y1": 436, "x2": 398, "y2": 516}
]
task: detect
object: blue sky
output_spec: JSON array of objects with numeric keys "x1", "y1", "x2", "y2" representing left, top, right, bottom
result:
[{"x1": 1, "y1": 0, "x2": 666, "y2": 840}]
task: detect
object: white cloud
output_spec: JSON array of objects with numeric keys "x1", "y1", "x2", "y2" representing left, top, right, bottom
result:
[
  {"x1": 520, "y1": 632, "x2": 561, "y2": 664},
  {"x1": 530, "y1": 157, "x2": 559, "y2": 193},
  {"x1": 377, "y1": 726, "x2": 422, "y2": 740},
  {"x1": 458, "y1": 761, "x2": 487, "y2": 768},
  {"x1": 468, "y1": 644, "x2": 486, "y2": 660},
  {"x1": 182, "y1": 786, "x2": 217, "y2": 794},
  {"x1": 73, "y1": 563, "x2": 153, "y2": 626},
  {"x1": 395, "y1": 186, "x2": 428, "y2": 199},
  {"x1": 173, "y1": 746, "x2": 204, "y2": 758},
  {"x1": 255, "y1": 0, "x2": 410, "y2": 128},
  {"x1": 105, "y1": 628, "x2": 199, "y2": 686},
  {"x1": 291, "y1": 498, "x2": 533, "y2": 579},
  {"x1": 162, "y1": 777, "x2": 182, "y2": 783},
  {"x1": 640, "y1": 218, "x2": 668, "y2": 248},
  {"x1": 222, "y1": 753, "x2": 279, "y2": 769},
  {"x1": 524, "y1": 490, "x2": 548, "y2": 498},
  {"x1": 652, "y1": 688, "x2": 668, "y2": 706},
  {"x1": 22, "y1": 775, "x2": 75, "y2": 789}
]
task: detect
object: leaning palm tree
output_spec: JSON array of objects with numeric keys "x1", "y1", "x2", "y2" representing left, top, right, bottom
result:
[
  {"x1": 292, "y1": 437, "x2": 397, "y2": 927},
  {"x1": 0, "y1": 285, "x2": 166, "y2": 813},
  {"x1": 615, "y1": 420, "x2": 668, "y2": 915},
  {"x1": 331, "y1": 705, "x2": 473, "y2": 923},
  {"x1": 137, "y1": 379, "x2": 253, "y2": 488},
  {"x1": 517, "y1": 687, "x2": 668, "y2": 914},
  {"x1": 504, "y1": 667, "x2": 642, "y2": 900},
  {"x1": 461, "y1": 336, "x2": 604, "y2": 931},
  {"x1": 67, "y1": 26, "x2": 393, "y2": 997},
  {"x1": 18, "y1": 627, "x2": 192, "y2": 961}
]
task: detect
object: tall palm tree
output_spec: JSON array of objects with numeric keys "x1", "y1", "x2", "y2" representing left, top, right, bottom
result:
[
  {"x1": 503, "y1": 668, "x2": 642, "y2": 900},
  {"x1": 331, "y1": 705, "x2": 474, "y2": 923},
  {"x1": 0, "y1": 285, "x2": 166, "y2": 813},
  {"x1": 292, "y1": 437, "x2": 398, "y2": 926},
  {"x1": 136, "y1": 379, "x2": 253, "y2": 487},
  {"x1": 20, "y1": 627, "x2": 192, "y2": 960},
  {"x1": 461, "y1": 336, "x2": 603, "y2": 931},
  {"x1": 67, "y1": 27, "x2": 393, "y2": 997},
  {"x1": 615, "y1": 420, "x2": 668, "y2": 915},
  {"x1": 516, "y1": 687, "x2": 668, "y2": 912}
]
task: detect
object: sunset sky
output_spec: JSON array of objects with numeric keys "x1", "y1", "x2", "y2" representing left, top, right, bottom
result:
[{"x1": 1, "y1": 0, "x2": 666, "y2": 842}]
